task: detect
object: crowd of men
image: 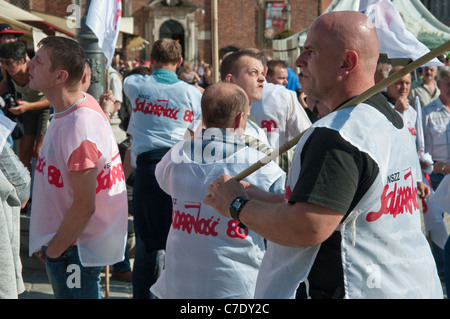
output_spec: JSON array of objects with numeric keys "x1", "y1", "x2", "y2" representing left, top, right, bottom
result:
[{"x1": 0, "y1": 10, "x2": 449, "y2": 299}]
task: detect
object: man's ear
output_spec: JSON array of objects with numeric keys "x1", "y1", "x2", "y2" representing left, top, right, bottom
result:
[
  {"x1": 225, "y1": 73, "x2": 233, "y2": 83},
  {"x1": 339, "y1": 49, "x2": 358, "y2": 77},
  {"x1": 55, "y1": 69, "x2": 69, "y2": 85},
  {"x1": 176, "y1": 57, "x2": 183, "y2": 68},
  {"x1": 234, "y1": 111, "x2": 244, "y2": 129}
]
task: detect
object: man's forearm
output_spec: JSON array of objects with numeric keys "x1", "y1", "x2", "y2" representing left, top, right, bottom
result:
[
  {"x1": 238, "y1": 200, "x2": 342, "y2": 247},
  {"x1": 45, "y1": 203, "x2": 95, "y2": 258},
  {"x1": 45, "y1": 168, "x2": 97, "y2": 259}
]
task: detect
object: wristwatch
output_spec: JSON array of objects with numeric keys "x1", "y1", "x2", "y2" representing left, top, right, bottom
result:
[{"x1": 229, "y1": 196, "x2": 250, "y2": 229}]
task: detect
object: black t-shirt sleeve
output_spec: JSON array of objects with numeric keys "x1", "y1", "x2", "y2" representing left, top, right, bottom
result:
[{"x1": 289, "y1": 127, "x2": 379, "y2": 215}]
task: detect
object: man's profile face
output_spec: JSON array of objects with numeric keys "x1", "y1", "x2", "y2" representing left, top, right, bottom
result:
[
  {"x1": 295, "y1": 22, "x2": 341, "y2": 102},
  {"x1": 267, "y1": 66, "x2": 288, "y2": 86},
  {"x1": 28, "y1": 47, "x2": 55, "y2": 92}
]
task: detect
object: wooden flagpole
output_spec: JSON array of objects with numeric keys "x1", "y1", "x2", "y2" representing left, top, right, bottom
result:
[
  {"x1": 212, "y1": 0, "x2": 219, "y2": 84},
  {"x1": 233, "y1": 40, "x2": 450, "y2": 182},
  {"x1": 104, "y1": 67, "x2": 111, "y2": 299}
]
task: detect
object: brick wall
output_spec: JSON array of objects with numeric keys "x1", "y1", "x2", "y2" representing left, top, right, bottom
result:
[{"x1": 25, "y1": 0, "x2": 323, "y2": 65}]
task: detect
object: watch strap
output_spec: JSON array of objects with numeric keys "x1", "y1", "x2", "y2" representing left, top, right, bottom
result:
[{"x1": 229, "y1": 196, "x2": 249, "y2": 229}]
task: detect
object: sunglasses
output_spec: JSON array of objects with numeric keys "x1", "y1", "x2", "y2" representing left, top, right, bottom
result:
[{"x1": 0, "y1": 59, "x2": 15, "y2": 66}]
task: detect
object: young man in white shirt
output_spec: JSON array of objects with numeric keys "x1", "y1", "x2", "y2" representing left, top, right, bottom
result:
[{"x1": 28, "y1": 36, "x2": 128, "y2": 299}]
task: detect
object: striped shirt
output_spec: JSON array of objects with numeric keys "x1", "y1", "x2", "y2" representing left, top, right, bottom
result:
[{"x1": 422, "y1": 97, "x2": 450, "y2": 163}]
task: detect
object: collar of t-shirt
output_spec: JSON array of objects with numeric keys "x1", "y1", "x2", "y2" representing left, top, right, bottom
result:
[
  {"x1": 332, "y1": 92, "x2": 403, "y2": 129},
  {"x1": 152, "y1": 68, "x2": 180, "y2": 85},
  {"x1": 183, "y1": 128, "x2": 246, "y2": 163},
  {"x1": 381, "y1": 91, "x2": 396, "y2": 106}
]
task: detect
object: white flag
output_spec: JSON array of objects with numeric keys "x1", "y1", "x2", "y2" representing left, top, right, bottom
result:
[
  {"x1": 415, "y1": 96, "x2": 434, "y2": 174},
  {"x1": 86, "y1": 0, "x2": 122, "y2": 69},
  {"x1": 415, "y1": 97, "x2": 425, "y2": 154},
  {"x1": 359, "y1": 0, "x2": 442, "y2": 66},
  {"x1": 0, "y1": 113, "x2": 15, "y2": 153},
  {"x1": 431, "y1": 174, "x2": 450, "y2": 214},
  {"x1": 422, "y1": 173, "x2": 448, "y2": 250}
]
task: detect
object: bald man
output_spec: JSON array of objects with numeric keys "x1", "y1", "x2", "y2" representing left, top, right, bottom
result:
[
  {"x1": 150, "y1": 83, "x2": 285, "y2": 298},
  {"x1": 384, "y1": 66, "x2": 430, "y2": 199},
  {"x1": 204, "y1": 11, "x2": 442, "y2": 299}
]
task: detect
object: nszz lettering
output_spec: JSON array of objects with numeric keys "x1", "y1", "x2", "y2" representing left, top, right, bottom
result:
[
  {"x1": 387, "y1": 172, "x2": 400, "y2": 183},
  {"x1": 367, "y1": 168, "x2": 418, "y2": 222}
]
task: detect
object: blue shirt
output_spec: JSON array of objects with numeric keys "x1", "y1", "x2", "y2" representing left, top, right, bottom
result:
[
  {"x1": 123, "y1": 69, "x2": 202, "y2": 159},
  {"x1": 286, "y1": 67, "x2": 301, "y2": 92}
]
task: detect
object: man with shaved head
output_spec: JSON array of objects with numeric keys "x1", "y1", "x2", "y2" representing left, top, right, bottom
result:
[
  {"x1": 204, "y1": 11, "x2": 442, "y2": 298},
  {"x1": 150, "y1": 83, "x2": 285, "y2": 298},
  {"x1": 384, "y1": 65, "x2": 430, "y2": 197}
]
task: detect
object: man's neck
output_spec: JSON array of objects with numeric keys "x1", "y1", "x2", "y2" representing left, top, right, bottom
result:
[
  {"x1": 46, "y1": 89, "x2": 85, "y2": 113},
  {"x1": 441, "y1": 96, "x2": 450, "y2": 109},
  {"x1": 153, "y1": 62, "x2": 178, "y2": 73},
  {"x1": 423, "y1": 78, "x2": 435, "y2": 88}
]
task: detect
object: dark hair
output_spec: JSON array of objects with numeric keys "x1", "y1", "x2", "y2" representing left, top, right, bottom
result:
[
  {"x1": 266, "y1": 60, "x2": 287, "y2": 77},
  {"x1": 201, "y1": 83, "x2": 248, "y2": 128},
  {"x1": 125, "y1": 66, "x2": 152, "y2": 77},
  {"x1": 219, "y1": 45, "x2": 239, "y2": 59},
  {"x1": 0, "y1": 40, "x2": 26, "y2": 62},
  {"x1": 220, "y1": 49, "x2": 266, "y2": 81},
  {"x1": 37, "y1": 36, "x2": 85, "y2": 90},
  {"x1": 150, "y1": 39, "x2": 182, "y2": 65}
]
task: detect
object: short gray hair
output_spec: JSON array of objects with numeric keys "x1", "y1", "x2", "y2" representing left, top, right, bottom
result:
[{"x1": 437, "y1": 65, "x2": 450, "y2": 81}]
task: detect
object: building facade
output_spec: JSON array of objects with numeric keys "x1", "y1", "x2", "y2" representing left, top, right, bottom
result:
[
  {"x1": 5, "y1": 0, "x2": 329, "y2": 66},
  {"x1": 5, "y1": 0, "x2": 448, "y2": 66}
]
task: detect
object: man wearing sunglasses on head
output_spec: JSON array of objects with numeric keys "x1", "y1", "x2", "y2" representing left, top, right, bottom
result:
[{"x1": 0, "y1": 40, "x2": 50, "y2": 176}]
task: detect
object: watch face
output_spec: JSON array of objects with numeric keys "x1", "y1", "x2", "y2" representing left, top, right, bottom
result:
[{"x1": 231, "y1": 199, "x2": 242, "y2": 211}]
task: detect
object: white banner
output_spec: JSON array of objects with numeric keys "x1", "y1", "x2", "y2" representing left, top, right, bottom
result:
[
  {"x1": 359, "y1": 0, "x2": 442, "y2": 66},
  {"x1": 86, "y1": 0, "x2": 122, "y2": 69},
  {"x1": 422, "y1": 173, "x2": 448, "y2": 250},
  {"x1": 0, "y1": 113, "x2": 15, "y2": 152}
]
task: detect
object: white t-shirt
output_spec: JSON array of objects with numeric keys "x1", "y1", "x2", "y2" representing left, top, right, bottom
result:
[
  {"x1": 251, "y1": 82, "x2": 311, "y2": 149},
  {"x1": 151, "y1": 130, "x2": 285, "y2": 298},
  {"x1": 29, "y1": 93, "x2": 128, "y2": 267}
]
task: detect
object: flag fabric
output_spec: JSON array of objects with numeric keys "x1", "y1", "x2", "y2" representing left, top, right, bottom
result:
[
  {"x1": 416, "y1": 97, "x2": 425, "y2": 154},
  {"x1": 86, "y1": 0, "x2": 122, "y2": 69},
  {"x1": 431, "y1": 174, "x2": 450, "y2": 214},
  {"x1": 0, "y1": 113, "x2": 15, "y2": 153},
  {"x1": 359, "y1": 0, "x2": 442, "y2": 66},
  {"x1": 422, "y1": 173, "x2": 448, "y2": 250},
  {"x1": 415, "y1": 96, "x2": 434, "y2": 174},
  {"x1": 415, "y1": 87, "x2": 447, "y2": 249}
]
